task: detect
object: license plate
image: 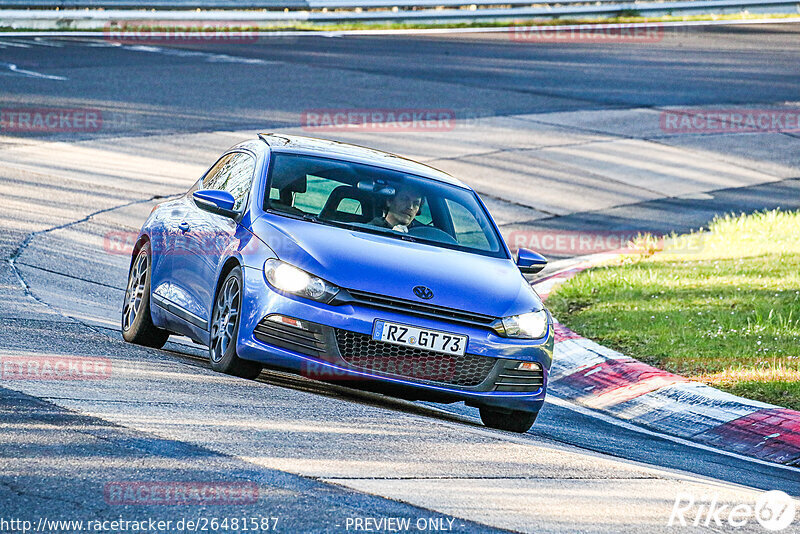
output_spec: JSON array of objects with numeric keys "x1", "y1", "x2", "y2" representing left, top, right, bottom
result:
[{"x1": 372, "y1": 320, "x2": 467, "y2": 356}]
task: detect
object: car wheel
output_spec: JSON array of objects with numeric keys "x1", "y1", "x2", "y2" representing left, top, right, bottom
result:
[
  {"x1": 121, "y1": 242, "x2": 170, "y2": 348},
  {"x1": 479, "y1": 407, "x2": 538, "y2": 433},
  {"x1": 209, "y1": 266, "x2": 262, "y2": 379}
]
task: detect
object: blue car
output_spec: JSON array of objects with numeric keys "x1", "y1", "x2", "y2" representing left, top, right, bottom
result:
[{"x1": 122, "y1": 134, "x2": 553, "y2": 432}]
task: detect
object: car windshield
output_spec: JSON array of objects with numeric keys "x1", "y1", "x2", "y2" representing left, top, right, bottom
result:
[{"x1": 264, "y1": 153, "x2": 507, "y2": 258}]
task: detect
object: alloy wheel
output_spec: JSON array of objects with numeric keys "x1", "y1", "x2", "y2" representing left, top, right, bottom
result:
[
  {"x1": 210, "y1": 276, "x2": 240, "y2": 363},
  {"x1": 122, "y1": 249, "x2": 148, "y2": 332}
]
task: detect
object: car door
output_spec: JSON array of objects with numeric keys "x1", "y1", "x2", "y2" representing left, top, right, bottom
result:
[
  {"x1": 170, "y1": 151, "x2": 256, "y2": 333},
  {"x1": 149, "y1": 192, "x2": 199, "y2": 311}
]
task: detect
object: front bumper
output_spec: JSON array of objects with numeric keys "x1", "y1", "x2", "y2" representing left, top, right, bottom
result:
[{"x1": 237, "y1": 266, "x2": 552, "y2": 412}]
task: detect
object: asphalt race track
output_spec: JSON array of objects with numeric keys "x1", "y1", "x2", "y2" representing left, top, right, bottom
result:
[{"x1": 1, "y1": 23, "x2": 800, "y2": 533}]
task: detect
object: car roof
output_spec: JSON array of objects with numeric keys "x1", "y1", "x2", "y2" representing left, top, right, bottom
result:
[{"x1": 258, "y1": 133, "x2": 468, "y2": 188}]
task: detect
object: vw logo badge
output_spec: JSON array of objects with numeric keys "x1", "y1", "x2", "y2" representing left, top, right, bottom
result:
[{"x1": 413, "y1": 285, "x2": 434, "y2": 300}]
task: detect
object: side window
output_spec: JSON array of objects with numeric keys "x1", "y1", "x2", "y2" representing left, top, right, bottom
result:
[
  {"x1": 445, "y1": 199, "x2": 491, "y2": 249},
  {"x1": 202, "y1": 152, "x2": 255, "y2": 211},
  {"x1": 203, "y1": 154, "x2": 235, "y2": 190},
  {"x1": 285, "y1": 175, "x2": 340, "y2": 214},
  {"x1": 415, "y1": 199, "x2": 432, "y2": 226},
  {"x1": 187, "y1": 177, "x2": 203, "y2": 194},
  {"x1": 337, "y1": 198, "x2": 363, "y2": 215}
]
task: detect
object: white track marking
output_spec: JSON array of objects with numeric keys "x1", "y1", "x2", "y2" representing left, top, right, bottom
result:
[
  {"x1": 545, "y1": 395, "x2": 800, "y2": 474},
  {"x1": 77, "y1": 40, "x2": 122, "y2": 48},
  {"x1": 32, "y1": 37, "x2": 64, "y2": 47},
  {"x1": 47, "y1": 37, "x2": 121, "y2": 48},
  {"x1": 0, "y1": 62, "x2": 66, "y2": 80},
  {"x1": 0, "y1": 39, "x2": 31, "y2": 48},
  {"x1": 122, "y1": 44, "x2": 280, "y2": 65}
]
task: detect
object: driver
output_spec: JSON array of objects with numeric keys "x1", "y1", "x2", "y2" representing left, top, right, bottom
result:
[{"x1": 369, "y1": 184, "x2": 424, "y2": 233}]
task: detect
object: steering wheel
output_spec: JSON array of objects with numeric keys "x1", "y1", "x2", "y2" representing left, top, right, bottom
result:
[{"x1": 408, "y1": 225, "x2": 458, "y2": 244}]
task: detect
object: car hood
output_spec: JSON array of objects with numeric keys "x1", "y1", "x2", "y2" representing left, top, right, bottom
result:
[{"x1": 251, "y1": 214, "x2": 543, "y2": 318}]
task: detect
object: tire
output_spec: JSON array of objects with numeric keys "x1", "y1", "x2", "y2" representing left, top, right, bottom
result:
[
  {"x1": 209, "y1": 266, "x2": 262, "y2": 379},
  {"x1": 479, "y1": 407, "x2": 538, "y2": 433},
  {"x1": 122, "y1": 242, "x2": 170, "y2": 348}
]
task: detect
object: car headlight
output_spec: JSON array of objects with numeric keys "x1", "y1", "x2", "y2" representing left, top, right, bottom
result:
[
  {"x1": 264, "y1": 259, "x2": 339, "y2": 303},
  {"x1": 494, "y1": 310, "x2": 549, "y2": 339}
]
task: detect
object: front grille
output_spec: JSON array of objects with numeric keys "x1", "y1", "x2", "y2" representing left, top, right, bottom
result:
[
  {"x1": 335, "y1": 329, "x2": 496, "y2": 387},
  {"x1": 254, "y1": 317, "x2": 326, "y2": 357},
  {"x1": 334, "y1": 289, "x2": 498, "y2": 330},
  {"x1": 494, "y1": 366, "x2": 544, "y2": 392}
]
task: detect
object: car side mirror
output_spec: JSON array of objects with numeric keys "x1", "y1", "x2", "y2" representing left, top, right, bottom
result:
[
  {"x1": 193, "y1": 189, "x2": 238, "y2": 218},
  {"x1": 516, "y1": 248, "x2": 547, "y2": 274}
]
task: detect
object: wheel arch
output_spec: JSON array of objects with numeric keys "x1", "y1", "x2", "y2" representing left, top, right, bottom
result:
[
  {"x1": 213, "y1": 256, "x2": 243, "y2": 306},
  {"x1": 129, "y1": 233, "x2": 151, "y2": 273}
]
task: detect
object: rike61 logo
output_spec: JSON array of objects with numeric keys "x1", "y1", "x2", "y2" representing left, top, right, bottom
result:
[{"x1": 669, "y1": 491, "x2": 796, "y2": 531}]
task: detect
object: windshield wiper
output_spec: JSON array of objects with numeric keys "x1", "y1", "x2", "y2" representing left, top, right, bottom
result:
[
  {"x1": 351, "y1": 223, "x2": 418, "y2": 242},
  {"x1": 266, "y1": 208, "x2": 325, "y2": 225}
]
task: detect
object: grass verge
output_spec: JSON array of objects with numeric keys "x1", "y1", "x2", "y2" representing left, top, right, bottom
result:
[{"x1": 547, "y1": 209, "x2": 800, "y2": 410}]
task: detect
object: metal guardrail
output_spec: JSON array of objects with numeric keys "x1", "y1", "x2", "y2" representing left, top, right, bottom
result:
[
  {"x1": 1, "y1": 0, "x2": 798, "y2": 7},
  {"x1": 0, "y1": 1, "x2": 293, "y2": 6},
  {"x1": 322, "y1": 0, "x2": 799, "y2": 21},
  {"x1": 0, "y1": 0, "x2": 675, "y2": 6},
  {"x1": 0, "y1": 0, "x2": 797, "y2": 27}
]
